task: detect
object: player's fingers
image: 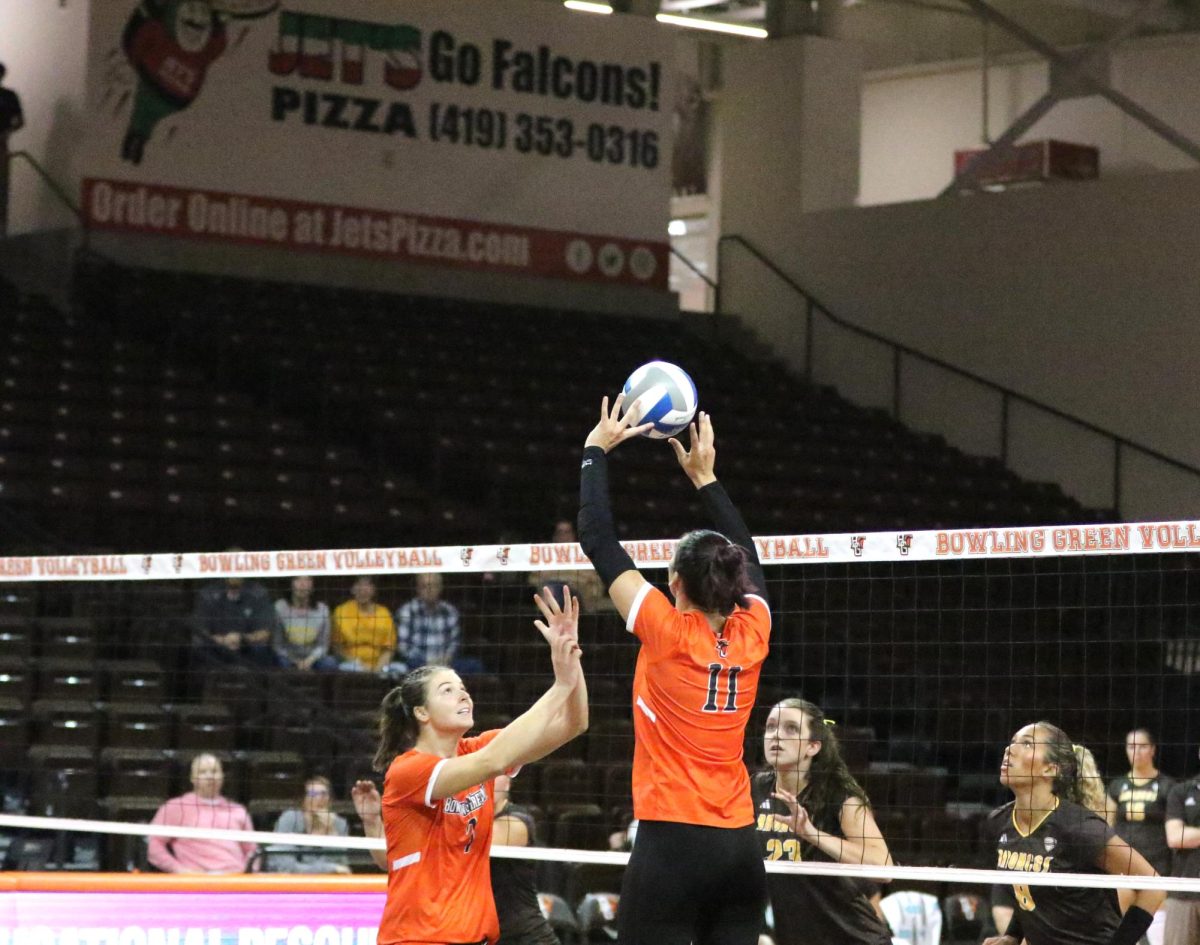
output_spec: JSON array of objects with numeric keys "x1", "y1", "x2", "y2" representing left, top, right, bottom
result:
[
  {"x1": 668, "y1": 436, "x2": 687, "y2": 463},
  {"x1": 611, "y1": 391, "x2": 625, "y2": 420},
  {"x1": 561, "y1": 585, "x2": 574, "y2": 612},
  {"x1": 599, "y1": 396, "x2": 609, "y2": 421},
  {"x1": 534, "y1": 619, "x2": 550, "y2": 635},
  {"x1": 533, "y1": 593, "x2": 554, "y2": 621}
]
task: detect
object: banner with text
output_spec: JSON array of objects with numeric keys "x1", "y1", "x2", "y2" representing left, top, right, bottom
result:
[{"x1": 82, "y1": 0, "x2": 673, "y2": 288}]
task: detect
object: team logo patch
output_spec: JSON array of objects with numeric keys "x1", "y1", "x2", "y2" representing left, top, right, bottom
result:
[
  {"x1": 715, "y1": 637, "x2": 730, "y2": 659},
  {"x1": 1000, "y1": 833, "x2": 1008, "y2": 843},
  {"x1": 1044, "y1": 837, "x2": 1057, "y2": 853},
  {"x1": 851, "y1": 536, "x2": 866, "y2": 557}
]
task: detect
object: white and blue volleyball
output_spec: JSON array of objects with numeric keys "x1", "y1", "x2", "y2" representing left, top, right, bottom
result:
[{"x1": 621, "y1": 361, "x2": 698, "y2": 439}]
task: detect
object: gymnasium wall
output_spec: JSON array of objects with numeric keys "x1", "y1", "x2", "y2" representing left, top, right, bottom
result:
[{"x1": 718, "y1": 31, "x2": 1200, "y2": 518}]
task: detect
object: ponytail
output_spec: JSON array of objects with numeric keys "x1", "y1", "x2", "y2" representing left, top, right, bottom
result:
[{"x1": 673, "y1": 529, "x2": 756, "y2": 616}]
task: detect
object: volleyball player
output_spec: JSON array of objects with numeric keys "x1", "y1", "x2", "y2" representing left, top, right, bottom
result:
[
  {"x1": 491, "y1": 773, "x2": 561, "y2": 945},
  {"x1": 982, "y1": 721, "x2": 1164, "y2": 945},
  {"x1": 1107, "y1": 728, "x2": 1175, "y2": 945},
  {"x1": 754, "y1": 697, "x2": 894, "y2": 945},
  {"x1": 990, "y1": 743, "x2": 1112, "y2": 938},
  {"x1": 351, "y1": 588, "x2": 587, "y2": 945},
  {"x1": 577, "y1": 399, "x2": 771, "y2": 945}
]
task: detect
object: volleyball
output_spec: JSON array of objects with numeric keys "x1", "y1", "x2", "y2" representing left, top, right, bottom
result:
[{"x1": 621, "y1": 360, "x2": 698, "y2": 439}]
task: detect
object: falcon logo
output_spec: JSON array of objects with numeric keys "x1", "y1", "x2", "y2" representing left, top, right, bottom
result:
[
  {"x1": 172, "y1": 554, "x2": 185, "y2": 573},
  {"x1": 897, "y1": 534, "x2": 913, "y2": 555},
  {"x1": 851, "y1": 536, "x2": 866, "y2": 557},
  {"x1": 459, "y1": 547, "x2": 474, "y2": 567},
  {"x1": 497, "y1": 546, "x2": 511, "y2": 566},
  {"x1": 141, "y1": 555, "x2": 154, "y2": 575},
  {"x1": 715, "y1": 637, "x2": 730, "y2": 659}
]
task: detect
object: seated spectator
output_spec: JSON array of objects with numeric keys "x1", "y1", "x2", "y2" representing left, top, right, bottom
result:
[
  {"x1": 528, "y1": 519, "x2": 611, "y2": 613},
  {"x1": 148, "y1": 754, "x2": 256, "y2": 874},
  {"x1": 395, "y1": 573, "x2": 474, "y2": 671},
  {"x1": 191, "y1": 570, "x2": 276, "y2": 669},
  {"x1": 274, "y1": 576, "x2": 337, "y2": 671},
  {"x1": 269, "y1": 776, "x2": 350, "y2": 874},
  {"x1": 332, "y1": 576, "x2": 400, "y2": 673}
]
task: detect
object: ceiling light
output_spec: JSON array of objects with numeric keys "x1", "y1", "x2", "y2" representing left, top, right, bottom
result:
[
  {"x1": 655, "y1": 12, "x2": 768, "y2": 37},
  {"x1": 563, "y1": 2, "x2": 769, "y2": 38},
  {"x1": 564, "y1": 1, "x2": 614, "y2": 12}
]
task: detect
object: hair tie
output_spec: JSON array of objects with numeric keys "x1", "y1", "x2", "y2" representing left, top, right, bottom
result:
[{"x1": 823, "y1": 718, "x2": 836, "y2": 727}]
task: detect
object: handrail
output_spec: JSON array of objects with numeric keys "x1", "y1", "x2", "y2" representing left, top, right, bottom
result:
[
  {"x1": 7, "y1": 150, "x2": 89, "y2": 247},
  {"x1": 717, "y1": 232, "x2": 1200, "y2": 513},
  {"x1": 670, "y1": 245, "x2": 716, "y2": 290}
]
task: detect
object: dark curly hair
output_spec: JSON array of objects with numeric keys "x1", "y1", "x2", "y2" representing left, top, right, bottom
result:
[{"x1": 672, "y1": 529, "x2": 756, "y2": 616}]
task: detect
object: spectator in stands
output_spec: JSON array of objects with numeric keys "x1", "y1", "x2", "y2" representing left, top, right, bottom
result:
[
  {"x1": 269, "y1": 776, "x2": 350, "y2": 874},
  {"x1": 274, "y1": 576, "x2": 337, "y2": 671},
  {"x1": 528, "y1": 519, "x2": 610, "y2": 613},
  {"x1": 754, "y1": 697, "x2": 894, "y2": 945},
  {"x1": 1165, "y1": 747, "x2": 1200, "y2": 945},
  {"x1": 332, "y1": 576, "x2": 400, "y2": 673},
  {"x1": 1107, "y1": 728, "x2": 1174, "y2": 945},
  {"x1": 395, "y1": 573, "x2": 464, "y2": 671},
  {"x1": 191, "y1": 569, "x2": 276, "y2": 668},
  {"x1": 0, "y1": 63, "x2": 23, "y2": 237},
  {"x1": 148, "y1": 753, "x2": 256, "y2": 873}
]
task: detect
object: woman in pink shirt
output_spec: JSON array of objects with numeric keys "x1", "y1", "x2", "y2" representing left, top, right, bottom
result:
[{"x1": 148, "y1": 753, "x2": 257, "y2": 873}]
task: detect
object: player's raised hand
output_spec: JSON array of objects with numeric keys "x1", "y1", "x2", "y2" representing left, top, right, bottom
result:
[
  {"x1": 584, "y1": 394, "x2": 654, "y2": 453},
  {"x1": 669, "y1": 410, "x2": 717, "y2": 488},
  {"x1": 351, "y1": 780, "x2": 382, "y2": 823},
  {"x1": 547, "y1": 625, "x2": 583, "y2": 690},
  {"x1": 534, "y1": 585, "x2": 579, "y2": 644}
]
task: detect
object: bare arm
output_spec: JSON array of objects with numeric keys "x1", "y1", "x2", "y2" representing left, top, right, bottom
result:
[
  {"x1": 1100, "y1": 835, "x2": 1166, "y2": 916},
  {"x1": 430, "y1": 628, "x2": 582, "y2": 799},
  {"x1": 1167, "y1": 817, "x2": 1200, "y2": 850},
  {"x1": 771, "y1": 790, "x2": 891, "y2": 867}
]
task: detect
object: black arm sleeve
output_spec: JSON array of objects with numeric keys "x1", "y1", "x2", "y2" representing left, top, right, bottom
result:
[
  {"x1": 1108, "y1": 906, "x2": 1153, "y2": 945},
  {"x1": 698, "y1": 481, "x2": 767, "y2": 599},
  {"x1": 577, "y1": 446, "x2": 638, "y2": 590}
]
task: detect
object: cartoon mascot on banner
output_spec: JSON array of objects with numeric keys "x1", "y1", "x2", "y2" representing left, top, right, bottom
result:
[{"x1": 120, "y1": 0, "x2": 277, "y2": 164}]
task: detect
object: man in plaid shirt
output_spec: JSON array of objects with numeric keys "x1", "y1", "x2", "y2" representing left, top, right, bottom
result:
[{"x1": 394, "y1": 572, "x2": 461, "y2": 669}]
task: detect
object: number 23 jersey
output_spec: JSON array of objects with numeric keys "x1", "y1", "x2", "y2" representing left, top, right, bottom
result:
[
  {"x1": 378, "y1": 729, "x2": 502, "y2": 945},
  {"x1": 626, "y1": 584, "x2": 771, "y2": 828},
  {"x1": 988, "y1": 798, "x2": 1120, "y2": 945}
]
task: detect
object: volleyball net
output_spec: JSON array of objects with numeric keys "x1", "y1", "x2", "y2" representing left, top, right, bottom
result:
[{"x1": 1, "y1": 518, "x2": 1199, "y2": 927}]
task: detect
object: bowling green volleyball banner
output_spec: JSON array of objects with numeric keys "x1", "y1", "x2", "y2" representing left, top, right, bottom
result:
[{"x1": 80, "y1": 0, "x2": 674, "y2": 288}]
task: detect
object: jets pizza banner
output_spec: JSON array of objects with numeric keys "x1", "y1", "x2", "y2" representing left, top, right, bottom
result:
[{"x1": 81, "y1": 0, "x2": 674, "y2": 288}]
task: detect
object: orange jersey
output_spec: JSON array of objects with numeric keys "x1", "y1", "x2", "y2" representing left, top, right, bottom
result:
[
  {"x1": 627, "y1": 584, "x2": 771, "y2": 828},
  {"x1": 378, "y1": 729, "x2": 502, "y2": 945}
]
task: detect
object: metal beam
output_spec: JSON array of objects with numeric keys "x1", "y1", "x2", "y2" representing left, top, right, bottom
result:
[{"x1": 942, "y1": 0, "x2": 1200, "y2": 194}]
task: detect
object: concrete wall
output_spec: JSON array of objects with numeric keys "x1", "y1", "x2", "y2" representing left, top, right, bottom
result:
[
  {"x1": 0, "y1": 0, "x2": 90, "y2": 234},
  {"x1": 718, "y1": 32, "x2": 1200, "y2": 520}
]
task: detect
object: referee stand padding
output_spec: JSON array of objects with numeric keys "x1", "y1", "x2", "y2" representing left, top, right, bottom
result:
[{"x1": 0, "y1": 872, "x2": 385, "y2": 892}]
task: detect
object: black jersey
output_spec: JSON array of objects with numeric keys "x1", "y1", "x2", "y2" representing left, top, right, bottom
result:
[
  {"x1": 1166, "y1": 778, "x2": 1200, "y2": 901},
  {"x1": 988, "y1": 798, "x2": 1120, "y2": 945},
  {"x1": 752, "y1": 773, "x2": 892, "y2": 945},
  {"x1": 1107, "y1": 773, "x2": 1175, "y2": 874},
  {"x1": 491, "y1": 804, "x2": 559, "y2": 945}
]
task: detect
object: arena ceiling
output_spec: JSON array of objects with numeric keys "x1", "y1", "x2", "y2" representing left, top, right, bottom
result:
[{"x1": 561, "y1": 0, "x2": 1200, "y2": 70}]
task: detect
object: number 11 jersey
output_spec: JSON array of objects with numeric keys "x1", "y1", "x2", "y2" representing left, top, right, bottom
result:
[{"x1": 626, "y1": 583, "x2": 772, "y2": 828}]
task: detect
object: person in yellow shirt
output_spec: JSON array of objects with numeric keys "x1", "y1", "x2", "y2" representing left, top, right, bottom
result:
[{"x1": 332, "y1": 576, "x2": 401, "y2": 673}]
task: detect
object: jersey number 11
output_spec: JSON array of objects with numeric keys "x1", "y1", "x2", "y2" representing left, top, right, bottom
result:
[{"x1": 703, "y1": 663, "x2": 743, "y2": 712}]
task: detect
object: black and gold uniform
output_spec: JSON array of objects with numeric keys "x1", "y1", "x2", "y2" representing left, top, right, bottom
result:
[
  {"x1": 1164, "y1": 778, "x2": 1200, "y2": 940},
  {"x1": 751, "y1": 773, "x2": 892, "y2": 945},
  {"x1": 491, "y1": 804, "x2": 559, "y2": 945},
  {"x1": 1107, "y1": 772, "x2": 1175, "y2": 874},
  {"x1": 987, "y1": 798, "x2": 1120, "y2": 945}
]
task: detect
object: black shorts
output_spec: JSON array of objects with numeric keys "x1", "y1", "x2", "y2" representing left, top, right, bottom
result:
[{"x1": 618, "y1": 820, "x2": 766, "y2": 945}]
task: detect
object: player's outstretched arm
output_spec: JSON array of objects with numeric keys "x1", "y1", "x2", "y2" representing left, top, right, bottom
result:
[
  {"x1": 428, "y1": 630, "x2": 582, "y2": 800},
  {"x1": 670, "y1": 412, "x2": 768, "y2": 599},
  {"x1": 578, "y1": 395, "x2": 654, "y2": 619}
]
